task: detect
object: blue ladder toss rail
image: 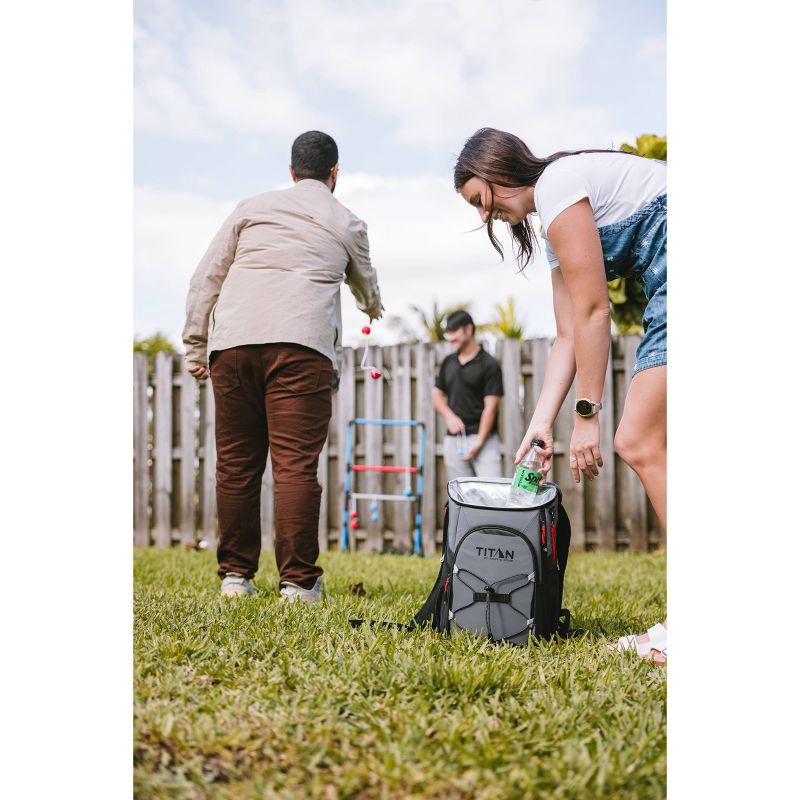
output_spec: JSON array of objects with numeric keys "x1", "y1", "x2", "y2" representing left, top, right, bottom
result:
[{"x1": 342, "y1": 418, "x2": 426, "y2": 555}]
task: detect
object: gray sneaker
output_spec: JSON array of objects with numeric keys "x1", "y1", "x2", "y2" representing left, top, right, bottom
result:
[
  {"x1": 279, "y1": 577, "x2": 323, "y2": 603},
  {"x1": 220, "y1": 572, "x2": 255, "y2": 597}
]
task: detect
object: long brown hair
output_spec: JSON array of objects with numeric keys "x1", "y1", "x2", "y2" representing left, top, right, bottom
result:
[{"x1": 453, "y1": 127, "x2": 627, "y2": 269}]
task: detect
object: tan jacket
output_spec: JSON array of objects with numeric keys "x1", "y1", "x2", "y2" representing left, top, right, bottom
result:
[{"x1": 182, "y1": 179, "x2": 383, "y2": 378}]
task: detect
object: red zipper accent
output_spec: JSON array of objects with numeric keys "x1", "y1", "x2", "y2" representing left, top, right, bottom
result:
[
  {"x1": 551, "y1": 523, "x2": 557, "y2": 563},
  {"x1": 541, "y1": 522, "x2": 546, "y2": 546},
  {"x1": 443, "y1": 576, "x2": 450, "y2": 603}
]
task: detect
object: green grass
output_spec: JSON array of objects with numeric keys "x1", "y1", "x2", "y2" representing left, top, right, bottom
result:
[{"x1": 134, "y1": 549, "x2": 666, "y2": 800}]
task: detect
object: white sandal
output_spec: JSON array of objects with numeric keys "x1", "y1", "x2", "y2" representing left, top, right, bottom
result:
[{"x1": 613, "y1": 622, "x2": 667, "y2": 658}]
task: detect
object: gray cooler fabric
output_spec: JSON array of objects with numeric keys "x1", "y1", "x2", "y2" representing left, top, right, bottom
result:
[
  {"x1": 450, "y1": 528, "x2": 536, "y2": 646},
  {"x1": 445, "y1": 478, "x2": 559, "y2": 645}
]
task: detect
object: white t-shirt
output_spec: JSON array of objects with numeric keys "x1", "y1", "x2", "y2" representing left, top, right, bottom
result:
[{"x1": 533, "y1": 152, "x2": 666, "y2": 268}]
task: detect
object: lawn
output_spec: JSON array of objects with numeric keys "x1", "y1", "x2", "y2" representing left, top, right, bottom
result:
[{"x1": 134, "y1": 548, "x2": 666, "y2": 800}]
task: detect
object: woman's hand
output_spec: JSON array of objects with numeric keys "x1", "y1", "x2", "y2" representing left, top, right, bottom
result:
[
  {"x1": 514, "y1": 422, "x2": 554, "y2": 480},
  {"x1": 570, "y1": 416, "x2": 603, "y2": 483}
]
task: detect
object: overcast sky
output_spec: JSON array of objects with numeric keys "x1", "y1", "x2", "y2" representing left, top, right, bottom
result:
[{"x1": 134, "y1": 0, "x2": 665, "y2": 350}]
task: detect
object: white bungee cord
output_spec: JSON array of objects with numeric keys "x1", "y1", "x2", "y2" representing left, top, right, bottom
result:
[{"x1": 359, "y1": 325, "x2": 391, "y2": 382}]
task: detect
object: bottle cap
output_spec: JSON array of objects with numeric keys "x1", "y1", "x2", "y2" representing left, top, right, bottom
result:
[{"x1": 531, "y1": 439, "x2": 545, "y2": 448}]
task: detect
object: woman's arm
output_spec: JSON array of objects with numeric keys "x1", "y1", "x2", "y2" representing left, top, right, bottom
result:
[
  {"x1": 546, "y1": 197, "x2": 610, "y2": 483},
  {"x1": 514, "y1": 267, "x2": 577, "y2": 478}
]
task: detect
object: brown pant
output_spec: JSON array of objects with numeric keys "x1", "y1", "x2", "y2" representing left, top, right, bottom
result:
[{"x1": 210, "y1": 343, "x2": 333, "y2": 588}]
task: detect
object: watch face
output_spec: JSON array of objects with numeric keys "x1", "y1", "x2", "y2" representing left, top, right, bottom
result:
[{"x1": 576, "y1": 400, "x2": 593, "y2": 416}]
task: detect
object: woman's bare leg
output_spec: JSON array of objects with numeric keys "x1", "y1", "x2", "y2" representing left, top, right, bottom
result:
[
  {"x1": 613, "y1": 365, "x2": 667, "y2": 659},
  {"x1": 615, "y1": 365, "x2": 666, "y2": 527}
]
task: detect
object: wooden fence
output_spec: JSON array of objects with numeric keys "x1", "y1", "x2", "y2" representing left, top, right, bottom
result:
[{"x1": 133, "y1": 337, "x2": 663, "y2": 554}]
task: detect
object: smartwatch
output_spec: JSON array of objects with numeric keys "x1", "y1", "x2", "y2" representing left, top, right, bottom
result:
[{"x1": 575, "y1": 398, "x2": 603, "y2": 417}]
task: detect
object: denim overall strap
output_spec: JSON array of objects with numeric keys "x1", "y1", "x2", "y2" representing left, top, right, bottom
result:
[{"x1": 597, "y1": 194, "x2": 667, "y2": 375}]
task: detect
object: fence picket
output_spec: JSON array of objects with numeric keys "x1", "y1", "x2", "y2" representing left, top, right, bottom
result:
[
  {"x1": 260, "y1": 454, "x2": 274, "y2": 551},
  {"x1": 415, "y1": 344, "x2": 437, "y2": 554},
  {"x1": 133, "y1": 353, "x2": 150, "y2": 546},
  {"x1": 337, "y1": 349, "x2": 356, "y2": 551},
  {"x1": 318, "y1": 438, "x2": 329, "y2": 552},
  {"x1": 200, "y1": 379, "x2": 217, "y2": 547},
  {"x1": 595, "y1": 348, "x2": 617, "y2": 550},
  {"x1": 179, "y1": 366, "x2": 197, "y2": 546},
  {"x1": 364, "y1": 347, "x2": 384, "y2": 553},
  {"x1": 153, "y1": 353, "x2": 173, "y2": 547},
  {"x1": 390, "y1": 345, "x2": 412, "y2": 553},
  {"x1": 498, "y1": 339, "x2": 523, "y2": 477}
]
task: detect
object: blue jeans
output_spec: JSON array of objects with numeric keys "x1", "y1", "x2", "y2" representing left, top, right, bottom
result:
[{"x1": 598, "y1": 194, "x2": 667, "y2": 376}]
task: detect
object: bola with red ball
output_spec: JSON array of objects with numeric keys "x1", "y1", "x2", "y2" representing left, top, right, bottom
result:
[{"x1": 360, "y1": 324, "x2": 382, "y2": 380}]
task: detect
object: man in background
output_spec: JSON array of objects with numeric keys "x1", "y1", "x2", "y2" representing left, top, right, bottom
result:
[
  {"x1": 183, "y1": 131, "x2": 383, "y2": 601},
  {"x1": 432, "y1": 310, "x2": 504, "y2": 481}
]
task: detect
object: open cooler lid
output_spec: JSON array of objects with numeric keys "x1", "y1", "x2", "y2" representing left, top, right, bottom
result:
[{"x1": 446, "y1": 477, "x2": 557, "y2": 509}]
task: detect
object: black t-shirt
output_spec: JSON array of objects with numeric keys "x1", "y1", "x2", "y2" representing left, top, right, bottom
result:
[{"x1": 435, "y1": 346, "x2": 504, "y2": 436}]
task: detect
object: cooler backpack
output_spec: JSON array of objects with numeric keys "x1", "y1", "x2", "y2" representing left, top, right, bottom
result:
[
  {"x1": 350, "y1": 478, "x2": 572, "y2": 645},
  {"x1": 411, "y1": 478, "x2": 572, "y2": 645}
]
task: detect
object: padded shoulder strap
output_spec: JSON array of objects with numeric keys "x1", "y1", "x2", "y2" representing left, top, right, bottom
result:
[{"x1": 411, "y1": 502, "x2": 450, "y2": 629}]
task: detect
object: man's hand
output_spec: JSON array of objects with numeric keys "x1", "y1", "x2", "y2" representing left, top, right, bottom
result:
[
  {"x1": 445, "y1": 412, "x2": 465, "y2": 435},
  {"x1": 462, "y1": 439, "x2": 483, "y2": 462},
  {"x1": 188, "y1": 363, "x2": 210, "y2": 381},
  {"x1": 570, "y1": 415, "x2": 603, "y2": 483}
]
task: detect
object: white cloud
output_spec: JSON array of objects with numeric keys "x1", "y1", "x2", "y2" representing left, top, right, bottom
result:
[
  {"x1": 637, "y1": 33, "x2": 666, "y2": 80},
  {"x1": 134, "y1": 174, "x2": 557, "y2": 352},
  {"x1": 134, "y1": 186, "x2": 238, "y2": 293},
  {"x1": 135, "y1": 1, "x2": 332, "y2": 140},
  {"x1": 135, "y1": 0, "x2": 617, "y2": 152},
  {"x1": 283, "y1": 0, "x2": 604, "y2": 149}
]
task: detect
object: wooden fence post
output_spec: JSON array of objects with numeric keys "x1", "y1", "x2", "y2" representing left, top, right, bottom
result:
[
  {"x1": 200, "y1": 378, "x2": 217, "y2": 547},
  {"x1": 318, "y1": 438, "x2": 329, "y2": 552},
  {"x1": 415, "y1": 343, "x2": 437, "y2": 554},
  {"x1": 595, "y1": 347, "x2": 617, "y2": 550},
  {"x1": 133, "y1": 353, "x2": 150, "y2": 546},
  {"x1": 498, "y1": 338, "x2": 523, "y2": 477},
  {"x1": 337, "y1": 349, "x2": 356, "y2": 550},
  {"x1": 178, "y1": 363, "x2": 198, "y2": 547},
  {"x1": 260, "y1": 455, "x2": 274, "y2": 551},
  {"x1": 153, "y1": 352, "x2": 173, "y2": 547},
  {"x1": 390, "y1": 345, "x2": 412, "y2": 553}
]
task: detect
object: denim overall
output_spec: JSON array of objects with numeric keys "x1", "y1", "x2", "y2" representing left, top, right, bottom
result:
[{"x1": 598, "y1": 194, "x2": 667, "y2": 375}]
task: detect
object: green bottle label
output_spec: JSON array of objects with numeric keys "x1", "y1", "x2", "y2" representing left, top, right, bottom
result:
[{"x1": 512, "y1": 466, "x2": 542, "y2": 493}]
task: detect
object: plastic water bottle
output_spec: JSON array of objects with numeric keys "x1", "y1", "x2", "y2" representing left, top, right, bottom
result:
[{"x1": 507, "y1": 439, "x2": 545, "y2": 506}]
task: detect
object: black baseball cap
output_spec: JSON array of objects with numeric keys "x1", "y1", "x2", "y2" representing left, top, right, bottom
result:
[{"x1": 444, "y1": 310, "x2": 474, "y2": 332}]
